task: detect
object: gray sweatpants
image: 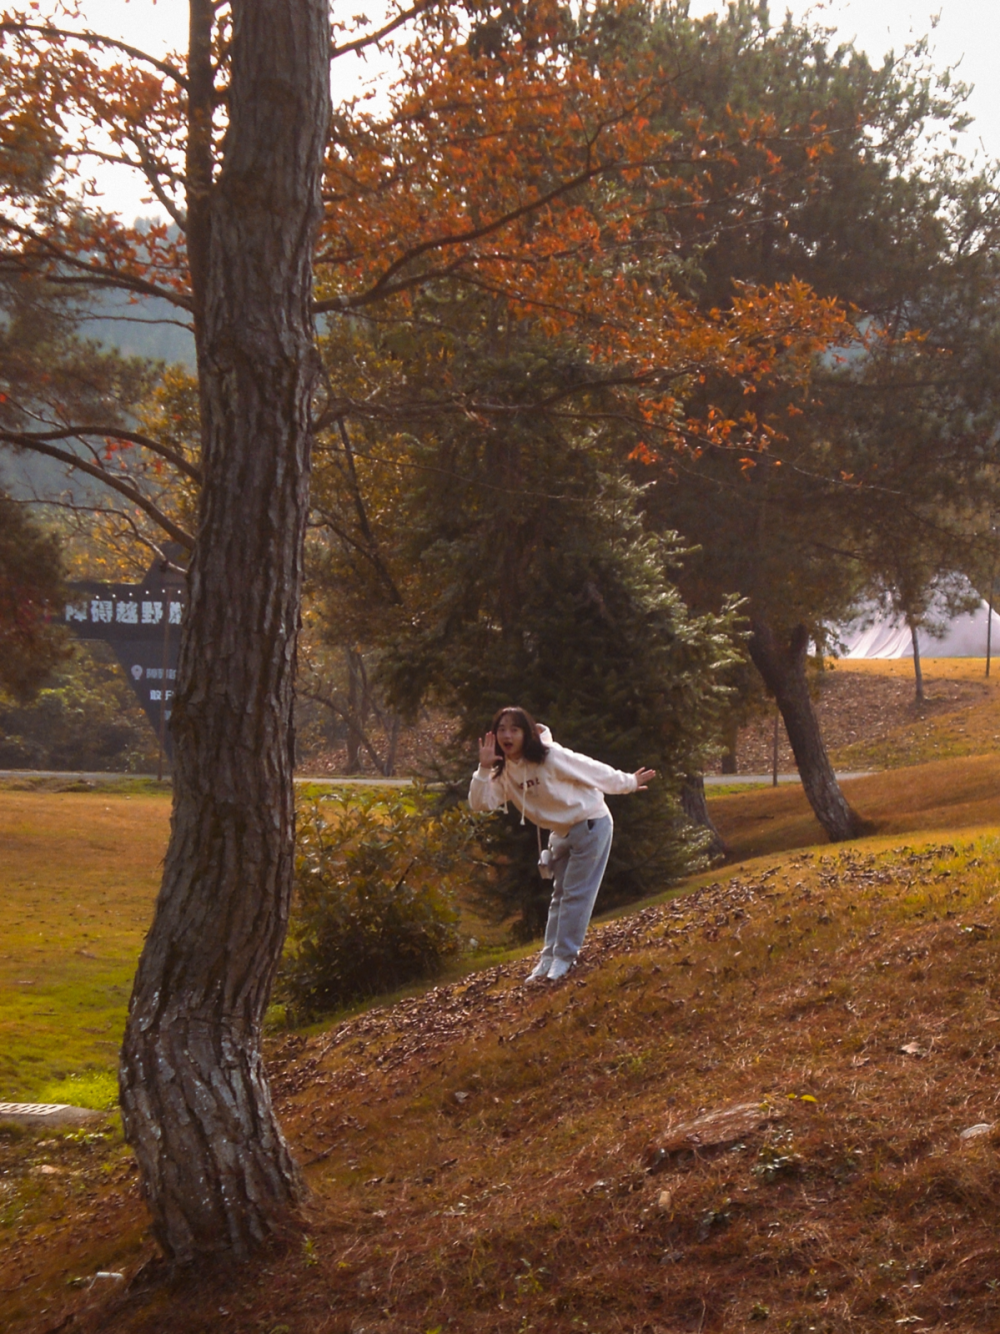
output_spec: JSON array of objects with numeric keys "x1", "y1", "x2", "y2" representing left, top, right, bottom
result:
[{"x1": 538, "y1": 814, "x2": 614, "y2": 965}]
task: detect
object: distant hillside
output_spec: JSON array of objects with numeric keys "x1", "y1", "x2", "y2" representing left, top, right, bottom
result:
[{"x1": 82, "y1": 289, "x2": 195, "y2": 368}]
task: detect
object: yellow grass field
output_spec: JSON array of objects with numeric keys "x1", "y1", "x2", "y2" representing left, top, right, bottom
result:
[
  {"x1": 3, "y1": 663, "x2": 1000, "y2": 1332},
  {"x1": 828, "y1": 656, "x2": 1000, "y2": 770},
  {"x1": 0, "y1": 787, "x2": 169, "y2": 1102}
]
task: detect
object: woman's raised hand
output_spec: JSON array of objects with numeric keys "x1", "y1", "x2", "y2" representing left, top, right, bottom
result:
[
  {"x1": 634, "y1": 767, "x2": 657, "y2": 790},
  {"x1": 478, "y1": 732, "x2": 497, "y2": 768}
]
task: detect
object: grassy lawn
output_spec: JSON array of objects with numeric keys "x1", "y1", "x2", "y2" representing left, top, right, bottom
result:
[
  {"x1": 7, "y1": 684, "x2": 1000, "y2": 1329},
  {"x1": 7, "y1": 823, "x2": 1000, "y2": 1332},
  {"x1": 828, "y1": 656, "x2": 1000, "y2": 770},
  {"x1": 0, "y1": 779, "x2": 509, "y2": 1108},
  {"x1": 0, "y1": 784, "x2": 170, "y2": 1104},
  {"x1": 710, "y1": 753, "x2": 1000, "y2": 862}
]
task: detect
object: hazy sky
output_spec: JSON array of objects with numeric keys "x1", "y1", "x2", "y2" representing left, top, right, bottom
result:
[{"x1": 76, "y1": 0, "x2": 999, "y2": 218}]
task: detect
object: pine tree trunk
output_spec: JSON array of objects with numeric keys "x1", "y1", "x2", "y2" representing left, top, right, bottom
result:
[
  {"x1": 119, "y1": 0, "x2": 330, "y2": 1264},
  {"x1": 720, "y1": 716, "x2": 739, "y2": 775},
  {"x1": 748, "y1": 619, "x2": 865, "y2": 842},
  {"x1": 909, "y1": 620, "x2": 924, "y2": 703},
  {"x1": 680, "y1": 774, "x2": 726, "y2": 860},
  {"x1": 346, "y1": 647, "x2": 365, "y2": 773}
]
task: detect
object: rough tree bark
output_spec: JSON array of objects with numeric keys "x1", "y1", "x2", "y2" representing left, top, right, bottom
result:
[
  {"x1": 720, "y1": 716, "x2": 739, "y2": 775},
  {"x1": 748, "y1": 618, "x2": 866, "y2": 842},
  {"x1": 345, "y1": 647, "x2": 366, "y2": 773},
  {"x1": 909, "y1": 619, "x2": 925, "y2": 703},
  {"x1": 119, "y1": 0, "x2": 331, "y2": 1262},
  {"x1": 680, "y1": 774, "x2": 726, "y2": 860}
]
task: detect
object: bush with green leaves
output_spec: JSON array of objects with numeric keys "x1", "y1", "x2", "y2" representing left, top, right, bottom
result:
[
  {"x1": 0, "y1": 641, "x2": 159, "y2": 771},
  {"x1": 280, "y1": 787, "x2": 487, "y2": 1015}
]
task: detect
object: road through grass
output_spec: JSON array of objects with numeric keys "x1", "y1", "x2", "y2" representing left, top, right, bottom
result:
[{"x1": 0, "y1": 787, "x2": 169, "y2": 1103}]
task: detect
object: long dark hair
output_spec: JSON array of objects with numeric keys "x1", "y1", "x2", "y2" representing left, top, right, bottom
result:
[{"x1": 490, "y1": 705, "x2": 549, "y2": 777}]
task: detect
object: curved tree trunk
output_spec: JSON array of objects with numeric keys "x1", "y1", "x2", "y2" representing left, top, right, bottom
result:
[
  {"x1": 909, "y1": 620, "x2": 924, "y2": 703},
  {"x1": 748, "y1": 619, "x2": 865, "y2": 842},
  {"x1": 680, "y1": 774, "x2": 726, "y2": 860},
  {"x1": 720, "y1": 716, "x2": 739, "y2": 775},
  {"x1": 345, "y1": 647, "x2": 366, "y2": 773},
  {"x1": 119, "y1": 0, "x2": 330, "y2": 1263}
]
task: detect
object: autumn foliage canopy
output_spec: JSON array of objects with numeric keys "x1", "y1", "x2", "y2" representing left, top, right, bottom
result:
[{"x1": 0, "y1": 0, "x2": 852, "y2": 502}]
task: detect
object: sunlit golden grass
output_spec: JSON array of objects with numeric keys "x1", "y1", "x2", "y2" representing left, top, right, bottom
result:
[
  {"x1": 0, "y1": 788, "x2": 169, "y2": 1101},
  {"x1": 836, "y1": 655, "x2": 1000, "y2": 683},
  {"x1": 711, "y1": 753, "x2": 1000, "y2": 862},
  {"x1": 828, "y1": 657, "x2": 1000, "y2": 770},
  {"x1": 12, "y1": 829, "x2": 1000, "y2": 1332}
]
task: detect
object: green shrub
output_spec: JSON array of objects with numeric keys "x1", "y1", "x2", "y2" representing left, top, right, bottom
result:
[
  {"x1": 280, "y1": 787, "x2": 486, "y2": 1015},
  {"x1": 0, "y1": 641, "x2": 159, "y2": 771}
]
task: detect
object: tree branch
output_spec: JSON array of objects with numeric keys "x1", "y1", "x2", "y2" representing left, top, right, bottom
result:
[
  {"x1": 40, "y1": 496, "x2": 185, "y2": 571},
  {"x1": 0, "y1": 433, "x2": 195, "y2": 548},
  {"x1": 335, "y1": 418, "x2": 404, "y2": 605},
  {"x1": 330, "y1": 1, "x2": 436, "y2": 60},
  {"x1": 315, "y1": 145, "x2": 690, "y2": 313},
  {"x1": 0, "y1": 20, "x2": 188, "y2": 87},
  {"x1": 0, "y1": 219, "x2": 193, "y2": 310},
  {"x1": 1, "y1": 426, "x2": 202, "y2": 484}
]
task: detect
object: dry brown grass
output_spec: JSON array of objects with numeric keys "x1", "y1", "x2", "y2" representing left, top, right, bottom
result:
[
  {"x1": 827, "y1": 658, "x2": 1000, "y2": 771},
  {"x1": 710, "y1": 754, "x2": 1000, "y2": 863},
  {"x1": 8, "y1": 829, "x2": 1000, "y2": 1333},
  {"x1": 8, "y1": 679, "x2": 1000, "y2": 1334}
]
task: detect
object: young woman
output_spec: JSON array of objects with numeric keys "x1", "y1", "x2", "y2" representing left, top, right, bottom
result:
[{"x1": 469, "y1": 706, "x2": 656, "y2": 982}]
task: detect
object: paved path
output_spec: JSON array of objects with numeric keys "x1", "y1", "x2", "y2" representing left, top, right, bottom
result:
[
  {"x1": 2, "y1": 770, "x2": 873, "y2": 789},
  {"x1": 0, "y1": 770, "x2": 412, "y2": 786},
  {"x1": 0, "y1": 1102, "x2": 103, "y2": 1128},
  {"x1": 703, "y1": 771, "x2": 873, "y2": 786}
]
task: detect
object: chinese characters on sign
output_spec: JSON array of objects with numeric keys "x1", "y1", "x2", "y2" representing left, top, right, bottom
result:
[
  {"x1": 63, "y1": 559, "x2": 188, "y2": 767},
  {"x1": 64, "y1": 598, "x2": 184, "y2": 627}
]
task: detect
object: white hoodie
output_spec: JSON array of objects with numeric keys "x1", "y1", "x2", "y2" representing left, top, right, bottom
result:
[{"x1": 468, "y1": 726, "x2": 638, "y2": 836}]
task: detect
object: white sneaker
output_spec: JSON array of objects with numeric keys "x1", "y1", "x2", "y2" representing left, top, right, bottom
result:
[
  {"x1": 526, "y1": 957, "x2": 552, "y2": 983},
  {"x1": 547, "y1": 957, "x2": 575, "y2": 982}
]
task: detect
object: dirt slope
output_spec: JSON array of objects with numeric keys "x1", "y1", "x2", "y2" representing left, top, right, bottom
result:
[
  {"x1": 710, "y1": 754, "x2": 1000, "y2": 862},
  {"x1": 8, "y1": 830, "x2": 1000, "y2": 1334}
]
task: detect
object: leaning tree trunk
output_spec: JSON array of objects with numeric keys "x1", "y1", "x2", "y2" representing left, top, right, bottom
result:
[
  {"x1": 908, "y1": 620, "x2": 924, "y2": 703},
  {"x1": 720, "y1": 715, "x2": 739, "y2": 775},
  {"x1": 345, "y1": 647, "x2": 366, "y2": 773},
  {"x1": 680, "y1": 774, "x2": 726, "y2": 861},
  {"x1": 748, "y1": 619, "x2": 865, "y2": 842},
  {"x1": 119, "y1": 0, "x2": 331, "y2": 1263}
]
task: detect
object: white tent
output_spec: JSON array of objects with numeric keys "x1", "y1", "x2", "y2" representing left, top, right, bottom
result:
[{"x1": 840, "y1": 596, "x2": 1000, "y2": 659}]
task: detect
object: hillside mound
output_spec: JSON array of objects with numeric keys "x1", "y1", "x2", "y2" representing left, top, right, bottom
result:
[
  {"x1": 732, "y1": 667, "x2": 991, "y2": 774},
  {"x1": 710, "y1": 753, "x2": 1000, "y2": 861},
  {"x1": 8, "y1": 832, "x2": 1000, "y2": 1333}
]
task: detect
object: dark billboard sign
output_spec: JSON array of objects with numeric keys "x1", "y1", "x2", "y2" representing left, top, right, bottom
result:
[{"x1": 63, "y1": 558, "x2": 187, "y2": 769}]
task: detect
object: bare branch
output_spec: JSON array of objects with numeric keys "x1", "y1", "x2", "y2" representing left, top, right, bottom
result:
[
  {"x1": 0, "y1": 20, "x2": 188, "y2": 88},
  {"x1": 0, "y1": 432, "x2": 195, "y2": 548},
  {"x1": 129, "y1": 138, "x2": 188, "y2": 231},
  {"x1": 330, "y1": 1, "x2": 435, "y2": 60},
  {"x1": 297, "y1": 674, "x2": 392, "y2": 774},
  {"x1": 41, "y1": 496, "x2": 184, "y2": 571},
  {"x1": 1, "y1": 425, "x2": 202, "y2": 483},
  {"x1": 77, "y1": 311, "x2": 194, "y2": 333},
  {"x1": 334, "y1": 417, "x2": 403, "y2": 605}
]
